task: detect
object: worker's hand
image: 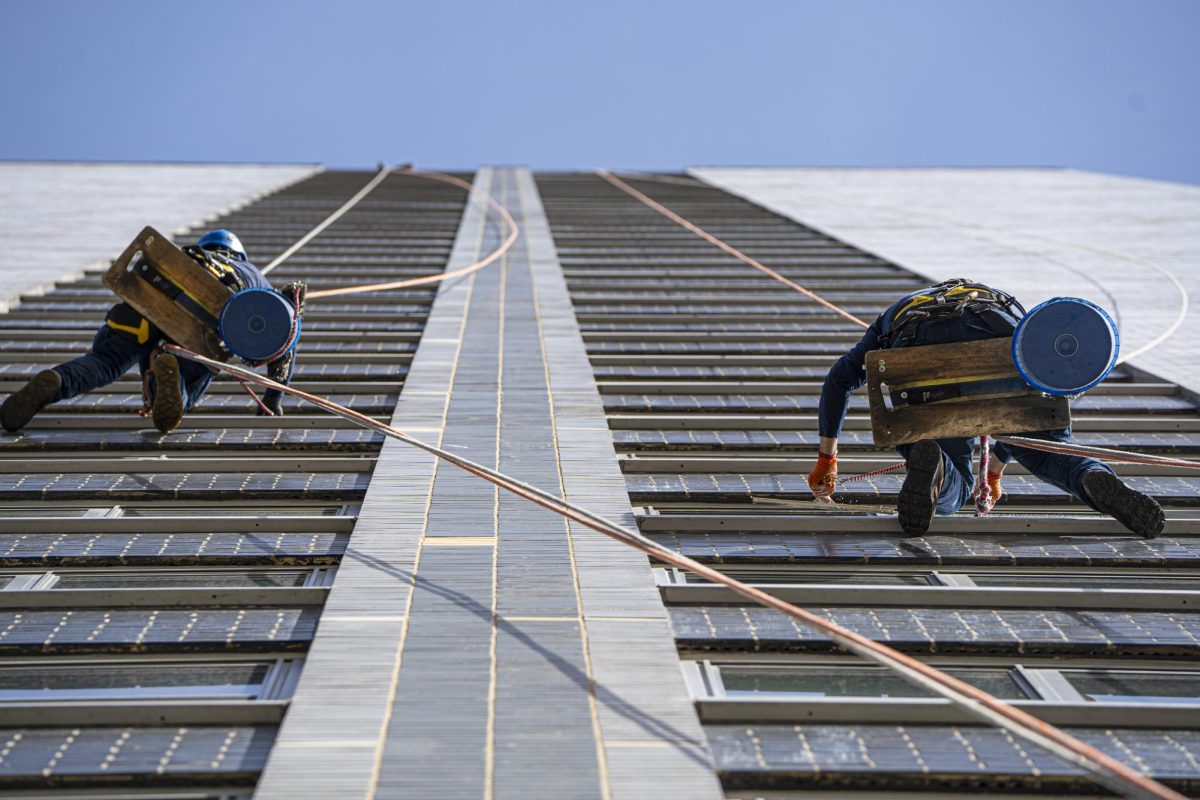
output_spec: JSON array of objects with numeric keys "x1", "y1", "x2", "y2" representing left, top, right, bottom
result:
[
  {"x1": 258, "y1": 390, "x2": 284, "y2": 417},
  {"x1": 807, "y1": 452, "x2": 838, "y2": 498},
  {"x1": 986, "y1": 469, "x2": 1003, "y2": 505}
]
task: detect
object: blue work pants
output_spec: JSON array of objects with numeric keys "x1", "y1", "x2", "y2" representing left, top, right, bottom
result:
[
  {"x1": 899, "y1": 430, "x2": 1114, "y2": 515},
  {"x1": 52, "y1": 325, "x2": 215, "y2": 412}
]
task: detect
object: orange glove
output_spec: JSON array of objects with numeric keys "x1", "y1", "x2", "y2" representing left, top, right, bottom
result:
[
  {"x1": 986, "y1": 470, "x2": 1003, "y2": 505},
  {"x1": 808, "y1": 452, "x2": 838, "y2": 497}
]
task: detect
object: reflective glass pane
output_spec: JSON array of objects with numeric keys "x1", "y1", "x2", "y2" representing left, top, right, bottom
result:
[
  {"x1": 1065, "y1": 671, "x2": 1200, "y2": 704},
  {"x1": 966, "y1": 574, "x2": 1200, "y2": 590},
  {"x1": 0, "y1": 576, "x2": 14, "y2": 589},
  {"x1": 718, "y1": 666, "x2": 1028, "y2": 699},
  {"x1": 53, "y1": 570, "x2": 311, "y2": 588},
  {"x1": 0, "y1": 662, "x2": 271, "y2": 701}
]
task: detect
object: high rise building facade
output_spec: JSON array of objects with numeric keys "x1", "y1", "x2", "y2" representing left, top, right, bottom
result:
[{"x1": 0, "y1": 165, "x2": 1196, "y2": 799}]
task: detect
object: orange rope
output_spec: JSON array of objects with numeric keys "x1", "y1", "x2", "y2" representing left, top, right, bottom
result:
[
  {"x1": 305, "y1": 168, "x2": 519, "y2": 300},
  {"x1": 165, "y1": 342, "x2": 1184, "y2": 800},
  {"x1": 596, "y1": 169, "x2": 871, "y2": 328},
  {"x1": 153, "y1": 170, "x2": 1185, "y2": 800}
]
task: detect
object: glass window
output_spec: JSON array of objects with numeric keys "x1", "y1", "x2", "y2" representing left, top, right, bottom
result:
[
  {"x1": 0, "y1": 576, "x2": 14, "y2": 589},
  {"x1": 51, "y1": 569, "x2": 313, "y2": 589},
  {"x1": 1065, "y1": 671, "x2": 1200, "y2": 704},
  {"x1": 0, "y1": 662, "x2": 273, "y2": 702},
  {"x1": 717, "y1": 665, "x2": 1029, "y2": 699},
  {"x1": 689, "y1": 569, "x2": 934, "y2": 585}
]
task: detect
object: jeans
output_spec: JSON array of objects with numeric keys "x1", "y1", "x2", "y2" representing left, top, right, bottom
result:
[
  {"x1": 894, "y1": 309, "x2": 1114, "y2": 515},
  {"x1": 899, "y1": 429, "x2": 1114, "y2": 515},
  {"x1": 52, "y1": 325, "x2": 215, "y2": 412}
]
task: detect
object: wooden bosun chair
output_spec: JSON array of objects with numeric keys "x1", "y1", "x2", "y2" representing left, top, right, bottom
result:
[
  {"x1": 101, "y1": 226, "x2": 235, "y2": 360},
  {"x1": 866, "y1": 337, "x2": 1070, "y2": 447}
]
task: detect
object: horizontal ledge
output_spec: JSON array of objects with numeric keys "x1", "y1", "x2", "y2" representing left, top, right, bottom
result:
[
  {"x1": 662, "y1": 583, "x2": 1200, "y2": 611},
  {"x1": 637, "y1": 512, "x2": 1199, "y2": 535},
  {"x1": 0, "y1": 516, "x2": 354, "y2": 534},
  {"x1": 0, "y1": 586, "x2": 328, "y2": 608},
  {"x1": 697, "y1": 697, "x2": 1200, "y2": 728},
  {"x1": 1, "y1": 457, "x2": 376, "y2": 475},
  {"x1": 0, "y1": 698, "x2": 288, "y2": 726}
]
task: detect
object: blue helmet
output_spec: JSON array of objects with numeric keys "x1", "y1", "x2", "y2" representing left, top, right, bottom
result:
[{"x1": 197, "y1": 229, "x2": 246, "y2": 258}]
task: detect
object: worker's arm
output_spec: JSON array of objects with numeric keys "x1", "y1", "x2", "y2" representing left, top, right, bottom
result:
[
  {"x1": 808, "y1": 315, "x2": 886, "y2": 496},
  {"x1": 260, "y1": 282, "x2": 307, "y2": 416},
  {"x1": 817, "y1": 315, "x2": 886, "y2": 439}
]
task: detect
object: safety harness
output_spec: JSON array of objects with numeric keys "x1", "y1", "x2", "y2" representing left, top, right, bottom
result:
[{"x1": 881, "y1": 278, "x2": 1027, "y2": 349}]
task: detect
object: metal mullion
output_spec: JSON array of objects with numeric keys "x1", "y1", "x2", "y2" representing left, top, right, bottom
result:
[
  {"x1": 22, "y1": 414, "x2": 391, "y2": 429},
  {"x1": 1, "y1": 456, "x2": 376, "y2": 475},
  {"x1": 1020, "y1": 667, "x2": 1089, "y2": 702},
  {"x1": 605, "y1": 413, "x2": 1200, "y2": 432},
  {"x1": 636, "y1": 512, "x2": 1200, "y2": 534},
  {"x1": 694, "y1": 697, "x2": 1200, "y2": 728},
  {"x1": 0, "y1": 699, "x2": 288, "y2": 727},
  {"x1": 657, "y1": 582, "x2": 1200, "y2": 611},
  {"x1": 0, "y1": 380, "x2": 404, "y2": 395},
  {"x1": 0, "y1": 515, "x2": 353, "y2": 533},
  {"x1": 0, "y1": 586, "x2": 328, "y2": 608}
]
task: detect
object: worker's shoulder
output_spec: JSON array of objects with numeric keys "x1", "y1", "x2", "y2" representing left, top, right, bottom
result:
[{"x1": 229, "y1": 257, "x2": 272, "y2": 289}]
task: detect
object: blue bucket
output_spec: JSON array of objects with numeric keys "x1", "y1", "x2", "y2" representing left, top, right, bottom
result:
[
  {"x1": 218, "y1": 288, "x2": 300, "y2": 363},
  {"x1": 1012, "y1": 297, "x2": 1119, "y2": 396}
]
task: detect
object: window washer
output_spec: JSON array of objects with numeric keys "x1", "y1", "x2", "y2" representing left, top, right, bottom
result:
[
  {"x1": 0, "y1": 230, "x2": 305, "y2": 434},
  {"x1": 807, "y1": 278, "x2": 1165, "y2": 538}
]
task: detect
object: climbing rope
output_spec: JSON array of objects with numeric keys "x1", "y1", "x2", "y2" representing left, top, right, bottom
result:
[
  {"x1": 157, "y1": 170, "x2": 1186, "y2": 800},
  {"x1": 304, "y1": 169, "x2": 519, "y2": 300},
  {"x1": 260, "y1": 164, "x2": 520, "y2": 299},
  {"x1": 596, "y1": 170, "x2": 872, "y2": 328},
  {"x1": 972, "y1": 434, "x2": 995, "y2": 516},
  {"x1": 164, "y1": 342, "x2": 1183, "y2": 800}
]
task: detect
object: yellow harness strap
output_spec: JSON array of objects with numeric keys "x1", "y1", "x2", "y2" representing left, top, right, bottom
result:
[{"x1": 106, "y1": 317, "x2": 151, "y2": 345}]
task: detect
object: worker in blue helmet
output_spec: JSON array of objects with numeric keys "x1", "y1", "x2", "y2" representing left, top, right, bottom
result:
[
  {"x1": 0, "y1": 230, "x2": 306, "y2": 434},
  {"x1": 806, "y1": 278, "x2": 1164, "y2": 539}
]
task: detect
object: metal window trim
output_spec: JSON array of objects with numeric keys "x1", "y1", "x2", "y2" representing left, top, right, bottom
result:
[
  {"x1": 658, "y1": 582, "x2": 1200, "y2": 611},
  {"x1": 636, "y1": 512, "x2": 1200, "y2": 534},
  {"x1": 0, "y1": 586, "x2": 327, "y2": 608},
  {"x1": 0, "y1": 699, "x2": 288, "y2": 727},
  {"x1": 1020, "y1": 666, "x2": 1088, "y2": 703},
  {"x1": 694, "y1": 696, "x2": 1200, "y2": 728},
  {"x1": 0, "y1": 516, "x2": 354, "y2": 533},
  {"x1": 2, "y1": 456, "x2": 378, "y2": 475}
]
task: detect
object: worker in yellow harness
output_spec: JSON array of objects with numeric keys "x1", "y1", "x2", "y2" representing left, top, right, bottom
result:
[
  {"x1": 807, "y1": 279, "x2": 1165, "y2": 538},
  {"x1": 1, "y1": 230, "x2": 304, "y2": 434}
]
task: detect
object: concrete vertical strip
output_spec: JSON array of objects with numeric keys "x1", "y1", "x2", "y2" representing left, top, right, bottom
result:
[
  {"x1": 260, "y1": 166, "x2": 719, "y2": 799},
  {"x1": 518, "y1": 168, "x2": 722, "y2": 799},
  {"x1": 253, "y1": 169, "x2": 492, "y2": 800}
]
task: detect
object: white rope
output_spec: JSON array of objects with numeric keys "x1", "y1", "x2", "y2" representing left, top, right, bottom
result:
[{"x1": 261, "y1": 165, "x2": 392, "y2": 275}]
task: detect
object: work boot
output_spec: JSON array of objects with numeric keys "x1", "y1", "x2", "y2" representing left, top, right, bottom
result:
[
  {"x1": 898, "y1": 439, "x2": 944, "y2": 536},
  {"x1": 1082, "y1": 470, "x2": 1165, "y2": 539},
  {"x1": 151, "y1": 353, "x2": 184, "y2": 434},
  {"x1": 1, "y1": 369, "x2": 61, "y2": 432}
]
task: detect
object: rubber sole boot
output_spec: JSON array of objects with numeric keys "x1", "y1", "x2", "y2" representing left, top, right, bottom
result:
[
  {"x1": 151, "y1": 353, "x2": 184, "y2": 434},
  {"x1": 1, "y1": 369, "x2": 61, "y2": 432},
  {"x1": 898, "y1": 439, "x2": 944, "y2": 536},
  {"x1": 1082, "y1": 470, "x2": 1165, "y2": 539}
]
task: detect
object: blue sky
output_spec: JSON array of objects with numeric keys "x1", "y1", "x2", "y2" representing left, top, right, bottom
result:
[{"x1": 2, "y1": 0, "x2": 1198, "y2": 184}]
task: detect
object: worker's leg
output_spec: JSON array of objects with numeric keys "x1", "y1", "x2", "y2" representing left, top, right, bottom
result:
[
  {"x1": 179, "y1": 359, "x2": 217, "y2": 412},
  {"x1": 994, "y1": 429, "x2": 1164, "y2": 537},
  {"x1": 992, "y1": 428, "x2": 1112, "y2": 511},
  {"x1": 897, "y1": 438, "x2": 974, "y2": 515},
  {"x1": 54, "y1": 324, "x2": 147, "y2": 400},
  {"x1": 2, "y1": 321, "x2": 148, "y2": 432}
]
